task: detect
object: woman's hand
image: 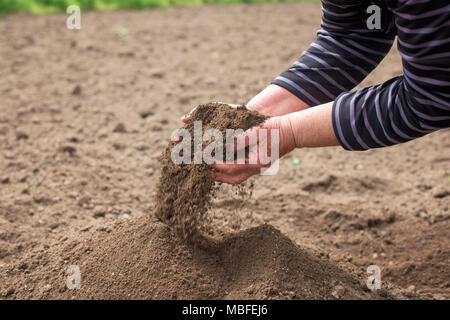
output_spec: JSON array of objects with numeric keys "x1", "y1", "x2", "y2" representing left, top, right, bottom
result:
[
  {"x1": 180, "y1": 84, "x2": 311, "y2": 123},
  {"x1": 213, "y1": 101, "x2": 339, "y2": 184},
  {"x1": 213, "y1": 115, "x2": 298, "y2": 184},
  {"x1": 176, "y1": 86, "x2": 339, "y2": 185}
]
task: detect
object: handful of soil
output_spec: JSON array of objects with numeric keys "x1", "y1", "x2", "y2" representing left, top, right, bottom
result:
[{"x1": 154, "y1": 103, "x2": 267, "y2": 241}]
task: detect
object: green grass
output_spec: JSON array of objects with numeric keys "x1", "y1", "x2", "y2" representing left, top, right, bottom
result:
[{"x1": 0, "y1": 0, "x2": 318, "y2": 15}]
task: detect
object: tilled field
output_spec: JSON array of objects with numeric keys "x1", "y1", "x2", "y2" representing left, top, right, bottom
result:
[{"x1": 0, "y1": 3, "x2": 448, "y2": 299}]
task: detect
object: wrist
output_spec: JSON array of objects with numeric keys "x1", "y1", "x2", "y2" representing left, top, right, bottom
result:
[
  {"x1": 269, "y1": 116, "x2": 298, "y2": 157},
  {"x1": 282, "y1": 101, "x2": 338, "y2": 149},
  {"x1": 247, "y1": 84, "x2": 311, "y2": 117},
  {"x1": 285, "y1": 115, "x2": 301, "y2": 149}
]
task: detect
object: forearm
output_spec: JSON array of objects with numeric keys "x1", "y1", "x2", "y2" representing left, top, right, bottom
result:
[
  {"x1": 247, "y1": 84, "x2": 311, "y2": 117},
  {"x1": 285, "y1": 101, "x2": 339, "y2": 149}
]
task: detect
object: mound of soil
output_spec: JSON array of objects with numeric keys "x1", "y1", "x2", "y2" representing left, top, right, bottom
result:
[
  {"x1": 155, "y1": 103, "x2": 267, "y2": 240},
  {"x1": 5, "y1": 216, "x2": 375, "y2": 299}
]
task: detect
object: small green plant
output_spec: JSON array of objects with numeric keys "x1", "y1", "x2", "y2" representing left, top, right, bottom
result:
[{"x1": 117, "y1": 26, "x2": 128, "y2": 36}]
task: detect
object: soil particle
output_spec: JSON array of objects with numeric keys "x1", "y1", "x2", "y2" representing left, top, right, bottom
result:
[
  {"x1": 1, "y1": 177, "x2": 10, "y2": 184},
  {"x1": 137, "y1": 107, "x2": 154, "y2": 119},
  {"x1": 113, "y1": 123, "x2": 127, "y2": 133},
  {"x1": 16, "y1": 131, "x2": 29, "y2": 140},
  {"x1": 72, "y1": 85, "x2": 82, "y2": 96},
  {"x1": 58, "y1": 145, "x2": 77, "y2": 156},
  {"x1": 92, "y1": 206, "x2": 106, "y2": 218}
]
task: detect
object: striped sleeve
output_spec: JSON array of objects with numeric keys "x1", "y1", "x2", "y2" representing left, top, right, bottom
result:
[
  {"x1": 333, "y1": 0, "x2": 450, "y2": 150},
  {"x1": 272, "y1": 0, "x2": 396, "y2": 107}
]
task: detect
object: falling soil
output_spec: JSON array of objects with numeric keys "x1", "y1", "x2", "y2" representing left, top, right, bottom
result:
[{"x1": 154, "y1": 103, "x2": 267, "y2": 240}]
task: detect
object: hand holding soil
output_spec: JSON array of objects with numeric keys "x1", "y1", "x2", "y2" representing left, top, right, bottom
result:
[
  {"x1": 178, "y1": 102, "x2": 297, "y2": 184},
  {"x1": 213, "y1": 115, "x2": 297, "y2": 184}
]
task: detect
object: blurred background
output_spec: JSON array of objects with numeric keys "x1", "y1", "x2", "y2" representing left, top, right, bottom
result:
[{"x1": 0, "y1": 0, "x2": 316, "y2": 15}]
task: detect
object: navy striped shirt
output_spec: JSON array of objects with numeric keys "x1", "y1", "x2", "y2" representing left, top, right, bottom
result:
[{"x1": 273, "y1": 0, "x2": 450, "y2": 150}]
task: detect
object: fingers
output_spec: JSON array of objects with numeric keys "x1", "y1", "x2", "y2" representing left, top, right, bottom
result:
[
  {"x1": 213, "y1": 162, "x2": 249, "y2": 174},
  {"x1": 171, "y1": 128, "x2": 185, "y2": 142},
  {"x1": 214, "y1": 171, "x2": 250, "y2": 185},
  {"x1": 180, "y1": 105, "x2": 197, "y2": 124},
  {"x1": 230, "y1": 118, "x2": 274, "y2": 151},
  {"x1": 171, "y1": 134, "x2": 182, "y2": 142},
  {"x1": 212, "y1": 161, "x2": 261, "y2": 184},
  {"x1": 223, "y1": 126, "x2": 260, "y2": 157},
  {"x1": 181, "y1": 113, "x2": 191, "y2": 123}
]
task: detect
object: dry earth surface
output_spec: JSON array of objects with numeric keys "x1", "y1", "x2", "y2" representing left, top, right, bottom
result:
[{"x1": 0, "y1": 3, "x2": 448, "y2": 299}]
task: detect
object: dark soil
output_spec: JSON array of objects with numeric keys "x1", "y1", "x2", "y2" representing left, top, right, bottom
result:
[
  {"x1": 0, "y1": 3, "x2": 448, "y2": 300},
  {"x1": 4, "y1": 217, "x2": 377, "y2": 299}
]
